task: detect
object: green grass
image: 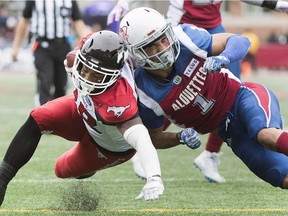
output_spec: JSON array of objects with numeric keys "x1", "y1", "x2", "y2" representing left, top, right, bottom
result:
[{"x1": 0, "y1": 70, "x2": 288, "y2": 216}]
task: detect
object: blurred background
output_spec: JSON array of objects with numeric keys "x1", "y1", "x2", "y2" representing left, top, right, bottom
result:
[{"x1": 0, "y1": 0, "x2": 287, "y2": 74}]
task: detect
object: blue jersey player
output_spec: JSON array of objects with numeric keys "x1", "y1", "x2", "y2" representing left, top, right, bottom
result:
[{"x1": 119, "y1": 7, "x2": 288, "y2": 189}]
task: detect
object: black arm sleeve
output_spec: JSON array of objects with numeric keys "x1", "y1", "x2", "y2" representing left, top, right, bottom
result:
[
  {"x1": 3, "y1": 115, "x2": 42, "y2": 170},
  {"x1": 22, "y1": 0, "x2": 35, "y2": 19},
  {"x1": 261, "y1": 0, "x2": 278, "y2": 9},
  {"x1": 71, "y1": 0, "x2": 82, "y2": 21}
]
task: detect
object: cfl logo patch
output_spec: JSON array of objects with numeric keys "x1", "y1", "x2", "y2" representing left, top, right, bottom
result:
[{"x1": 173, "y1": 75, "x2": 182, "y2": 85}]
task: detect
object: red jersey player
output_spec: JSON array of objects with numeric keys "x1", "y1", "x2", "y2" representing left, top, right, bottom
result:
[{"x1": 0, "y1": 31, "x2": 168, "y2": 205}]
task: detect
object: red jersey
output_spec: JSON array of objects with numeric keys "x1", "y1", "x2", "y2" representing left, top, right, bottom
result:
[
  {"x1": 167, "y1": 0, "x2": 223, "y2": 28},
  {"x1": 74, "y1": 65, "x2": 138, "y2": 152}
]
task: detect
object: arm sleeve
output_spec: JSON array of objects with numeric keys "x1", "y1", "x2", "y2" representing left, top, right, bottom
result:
[
  {"x1": 220, "y1": 34, "x2": 251, "y2": 63},
  {"x1": 71, "y1": 0, "x2": 82, "y2": 21},
  {"x1": 123, "y1": 124, "x2": 161, "y2": 178},
  {"x1": 242, "y1": 0, "x2": 278, "y2": 9},
  {"x1": 22, "y1": 1, "x2": 34, "y2": 18}
]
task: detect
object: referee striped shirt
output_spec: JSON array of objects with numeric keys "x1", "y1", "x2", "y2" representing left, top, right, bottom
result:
[{"x1": 23, "y1": 0, "x2": 82, "y2": 40}]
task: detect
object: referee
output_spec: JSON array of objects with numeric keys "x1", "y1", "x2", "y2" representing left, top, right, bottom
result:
[{"x1": 12, "y1": 0, "x2": 91, "y2": 106}]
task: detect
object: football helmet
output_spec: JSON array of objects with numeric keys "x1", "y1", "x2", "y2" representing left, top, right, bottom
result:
[
  {"x1": 119, "y1": 7, "x2": 180, "y2": 70},
  {"x1": 72, "y1": 30, "x2": 128, "y2": 95}
]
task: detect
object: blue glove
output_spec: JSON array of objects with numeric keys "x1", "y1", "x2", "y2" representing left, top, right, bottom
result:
[
  {"x1": 203, "y1": 56, "x2": 230, "y2": 73},
  {"x1": 177, "y1": 128, "x2": 201, "y2": 149}
]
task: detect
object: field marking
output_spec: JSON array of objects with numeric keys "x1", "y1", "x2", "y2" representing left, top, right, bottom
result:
[{"x1": 1, "y1": 208, "x2": 288, "y2": 213}]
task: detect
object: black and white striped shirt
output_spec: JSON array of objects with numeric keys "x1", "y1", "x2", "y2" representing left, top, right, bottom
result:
[{"x1": 23, "y1": 0, "x2": 81, "y2": 40}]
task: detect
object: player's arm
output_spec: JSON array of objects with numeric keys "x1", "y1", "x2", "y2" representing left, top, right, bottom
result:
[
  {"x1": 204, "y1": 33, "x2": 251, "y2": 72},
  {"x1": 73, "y1": 20, "x2": 92, "y2": 39},
  {"x1": 242, "y1": 0, "x2": 288, "y2": 13},
  {"x1": 71, "y1": 1, "x2": 92, "y2": 39},
  {"x1": 117, "y1": 116, "x2": 164, "y2": 201},
  {"x1": 147, "y1": 126, "x2": 201, "y2": 150},
  {"x1": 107, "y1": 0, "x2": 135, "y2": 25},
  {"x1": 11, "y1": 17, "x2": 29, "y2": 62}
]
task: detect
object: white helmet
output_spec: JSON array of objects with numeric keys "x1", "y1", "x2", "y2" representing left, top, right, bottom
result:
[{"x1": 119, "y1": 7, "x2": 180, "y2": 70}]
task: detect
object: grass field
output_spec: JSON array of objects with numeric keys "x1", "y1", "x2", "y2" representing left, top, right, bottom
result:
[{"x1": 0, "y1": 70, "x2": 288, "y2": 216}]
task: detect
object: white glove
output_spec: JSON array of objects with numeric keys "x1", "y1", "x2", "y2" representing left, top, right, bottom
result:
[
  {"x1": 64, "y1": 59, "x2": 73, "y2": 77},
  {"x1": 203, "y1": 56, "x2": 230, "y2": 73},
  {"x1": 275, "y1": 0, "x2": 288, "y2": 13},
  {"x1": 135, "y1": 176, "x2": 164, "y2": 201},
  {"x1": 107, "y1": 1, "x2": 130, "y2": 25}
]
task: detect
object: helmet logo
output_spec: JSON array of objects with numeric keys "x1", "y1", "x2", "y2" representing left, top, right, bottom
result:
[
  {"x1": 107, "y1": 105, "x2": 131, "y2": 118},
  {"x1": 119, "y1": 26, "x2": 130, "y2": 45}
]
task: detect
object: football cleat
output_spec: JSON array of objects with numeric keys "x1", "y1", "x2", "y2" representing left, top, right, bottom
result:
[{"x1": 194, "y1": 150, "x2": 225, "y2": 183}]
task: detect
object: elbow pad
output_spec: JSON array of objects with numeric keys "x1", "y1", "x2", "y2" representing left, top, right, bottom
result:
[{"x1": 220, "y1": 34, "x2": 251, "y2": 63}]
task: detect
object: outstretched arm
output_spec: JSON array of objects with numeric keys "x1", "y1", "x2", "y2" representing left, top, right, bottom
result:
[
  {"x1": 118, "y1": 116, "x2": 164, "y2": 201},
  {"x1": 148, "y1": 126, "x2": 201, "y2": 150},
  {"x1": 107, "y1": 0, "x2": 135, "y2": 25}
]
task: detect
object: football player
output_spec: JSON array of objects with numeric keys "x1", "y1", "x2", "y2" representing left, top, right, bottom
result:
[
  {"x1": 119, "y1": 7, "x2": 288, "y2": 189},
  {"x1": 107, "y1": 0, "x2": 288, "y2": 184},
  {"x1": 0, "y1": 30, "x2": 198, "y2": 205}
]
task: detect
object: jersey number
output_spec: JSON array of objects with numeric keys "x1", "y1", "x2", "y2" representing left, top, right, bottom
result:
[{"x1": 192, "y1": 94, "x2": 215, "y2": 115}]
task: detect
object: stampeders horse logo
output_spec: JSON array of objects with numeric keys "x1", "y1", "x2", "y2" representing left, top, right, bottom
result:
[
  {"x1": 107, "y1": 105, "x2": 131, "y2": 118},
  {"x1": 119, "y1": 26, "x2": 130, "y2": 45}
]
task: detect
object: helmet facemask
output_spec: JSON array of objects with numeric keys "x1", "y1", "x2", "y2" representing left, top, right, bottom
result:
[
  {"x1": 71, "y1": 30, "x2": 128, "y2": 96},
  {"x1": 131, "y1": 24, "x2": 180, "y2": 70},
  {"x1": 72, "y1": 51, "x2": 120, "y2": 95}
]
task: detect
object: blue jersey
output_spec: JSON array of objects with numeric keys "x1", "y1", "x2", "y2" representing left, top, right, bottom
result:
[
  {"x1": 134, "y1": 24, "x2": 288, "y2": 188},
  {"x1": 135, "y1": 24, "x2": 241, "y2": 134}
]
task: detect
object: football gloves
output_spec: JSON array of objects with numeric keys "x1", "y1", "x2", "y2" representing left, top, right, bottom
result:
[
  {"x1": 107, "y1": 1, "x2": 130, "y2": 25},
  {"x1": 177, "y1": 128, "x2": 201, "y2": 149},
  {"x1": 275, "y1": 0, "x2": 288, "y2": 13},
  {"x1": 135, "y1": 175, "x2": 164, "y2": 201},
  {"x1": 203, "y1": 56, "x2": 230, "y2": 73},
  {"x1": 64, "y1": 59, "x2": 73, "y2": 77}
]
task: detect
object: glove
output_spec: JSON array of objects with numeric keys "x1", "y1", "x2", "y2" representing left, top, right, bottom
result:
[
  {"x1": 177, "y1": 128, "x2": 201, "y2": 149},
  {"x1": 203, "y1": 56, "x2": 230, "y2": 73},
  {"x1": 64, "y1": 59, "x2": 73, "y2": 77},
  {"x1": 135, "y1": 175, "x2": 164, "y2": 201},
  {"x1": 107, "y1": 1, "x2": 130, "y2": 25},
  {"x1": 275, "y1": 1, "x2": 288, "y2": 13}
]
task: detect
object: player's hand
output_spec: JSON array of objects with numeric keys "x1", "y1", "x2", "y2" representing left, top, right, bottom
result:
[
  {"x1": 11, "y1": 50, "x2": 18, "y2": 62},
  {"x1": 135, "y1": 175, "x2": 164, "y2": 201},
  {"x1": 107, "y1": 1, "x2": 130, "y2": 25},
  {"x1": 203, "y1": 56, "x2": 230, "y2": 73},
  {"x1": 276, "y1": 1, "x2": 288, "y2": 13},
  {"x1": 177, "y1": 128, "x2": 201, "y2": 149},
  {"x1": 0, "y1": 179, "x2": 7, "y2": 206},
  {"x1": 63, "y1": 59, "x2": 73, "y2": 76}
]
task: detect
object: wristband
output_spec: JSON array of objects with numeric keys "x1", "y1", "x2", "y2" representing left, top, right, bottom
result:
[
  {"x1": 176, "y1": 132, "x2": 185, "y2": 144},
  {"x1": 262, "y1": 0, "x2": 277, "y2": 9}
]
